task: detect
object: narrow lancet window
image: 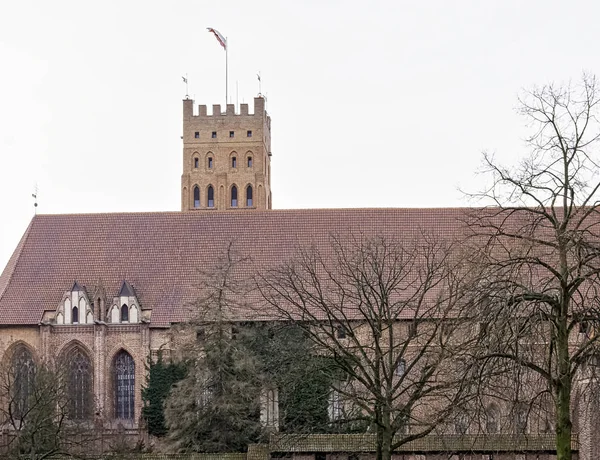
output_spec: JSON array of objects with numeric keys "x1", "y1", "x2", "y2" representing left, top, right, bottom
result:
[
  {"x1": 121, "y1": 304, "x2": 129, "y2": 322},
  {"x1": 231, "y1": 186, "x2": 238, "y2": 207},
  {"x1": 246, "y1": 185, "x2": 253, "y2": 207},
  {"x1": 72, "y1": 306, "x2": 79, "y2": 324},
  {"x1": 208, "y1": 186, "x2": 215, "y2": 208},
  {"x1": 193, "y1": 186, "x2": 200, "y2": 208}
]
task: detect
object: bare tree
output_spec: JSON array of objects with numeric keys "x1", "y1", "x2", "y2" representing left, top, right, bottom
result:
[
  {"x1": 0, "y1": 351, "x2": 97, "y2": 460},
  {"x1": 466, "y1": 74, "x2": 600, "y2": 460},
  {"x1": 259, "y1": 234, "x2": 474, "y2": 460}
]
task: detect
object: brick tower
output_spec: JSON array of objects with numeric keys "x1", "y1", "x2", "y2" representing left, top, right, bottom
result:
[{"x1": 181, "y1": 97, "x2": 272, "y2": 211}]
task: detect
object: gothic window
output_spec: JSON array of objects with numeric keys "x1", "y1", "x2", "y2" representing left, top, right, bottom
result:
[
  {"x1": 72, "y1": 306, "x2": 79, "y2": 324},
  {"x1": 486, "y1": 405, "x2": 499, "y2": 434},
  {"x1": 231, "y1": 186, "x2": 238, "y2": 207},
  {"x1": 232, "y1": 156, "x2": 237, "y2": 168},
  {"x1": 395, "y1": 358, "x2": 406, "y2": 377},
  {"x1": 194, "y1": 157, "x2": 199, "y2": 168},
  {"x1": 114, "y1": 350, "x2": 135, "y2": 419},
  {"x1": 193, "y1": 186, "x2": 200, "y2": 208},
  {"x1": 67, "y1": 348, "x2": 92, "y2": 419},
  {"x1": 247, "y1": 156, "x2": 253, "y2": 167},
  {"x1": 246, "y1": 185, "x2": 253, "y2": 207},
  {"x1": 229, "y1": 131, "x2": 234, "y2": 138},
  {"x1": 194, "y1": 131, "x2": 199, "y2": 138},
  {"x1": 514, "y1": 403, "x2": 528, "y2": 434},
  {"x1": 211, "y1": 131, "x2": 216, "y2": 138},
  {"x1": 208, "y1": 186, "x2": 215, "y2": 208},
  {"x1": 260, "y1": 388, "x2": 279, "y2": 428},
  {"x1": 121, "y1": 304, "x2": 129, "y2": 322},
  {"x1": 11, "y1": 346, "x2": 35, "y2": 418},
  {"x1": 247, "y1": 130, "x2": 252, "y2": 137},
  {"x1": 208, "y1": 157, "x2": 213, "y2": 169},
  {"x1": 328, "y1": 388, "x2": 342, "y2": 421}
]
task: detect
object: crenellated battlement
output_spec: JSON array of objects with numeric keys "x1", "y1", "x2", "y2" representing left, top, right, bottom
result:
[{"x1": 183, "y1": 96, "x2": 266, "y2": 119}]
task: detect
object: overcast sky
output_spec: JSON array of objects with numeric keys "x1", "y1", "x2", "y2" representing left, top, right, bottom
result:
[{"x1": 1, "y1": 0, "x2": 600, "y2": 270}]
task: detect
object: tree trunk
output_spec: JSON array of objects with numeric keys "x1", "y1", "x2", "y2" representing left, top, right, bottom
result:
[{"x1": 555, "y1": 296, "x2": 572, "y2": 460}]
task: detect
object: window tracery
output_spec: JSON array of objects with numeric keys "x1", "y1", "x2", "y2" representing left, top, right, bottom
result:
[
  {"x1": 67, "y1": 347, "x2": 92, "y2": 419},
  {"x1": 114, "y1": 350, "x2": 135, "y2": 419}
]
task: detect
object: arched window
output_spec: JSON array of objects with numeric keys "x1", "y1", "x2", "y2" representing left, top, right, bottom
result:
[
  {"x1": 193, "y1": 186, "x2": 200, "y2": 208},
  {"x1": 121, "y1": 304, "x2": 129, "y2": 322},
  {"x1": 246, "y1": 185, "x2": 253, "y2": 207},
  {"x1": 11, "y1": 346, "x2": 35, "y2": 418},
  {"x1": 194, "y1": 157, "x2": 199, "y2": 168},
  {"x1": 232, "y1": 156, "x2": 237, "y2": 168},
  {"x1": 486, "y1": 405, "x2": 499, "y2": 434},
  {"x1": 247, "y1": 156, "x2": 253, "y2": 167},
  {"x1": 72, "y1": 306, "x2": 79, "y2": 324},
  {"x1": 114, "y1": 350, "x2": 135, "y2": 419},
  {"x1": 67, "y1": 347, "x2": 92, "y2": 419},
  {"x1": 207, "y1": 186, "x2": 215, "y2": 208},
  {"x1": 231, "y1": 186, "x2": 238, "y2": 207},
  {"x1": 208, "y1": 157, "x2": 213, "y2": 169}
]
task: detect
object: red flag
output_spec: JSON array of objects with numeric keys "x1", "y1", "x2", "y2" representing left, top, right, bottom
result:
[{"x1": 207, "y1": 28, "x2": 227, "y2": 51}]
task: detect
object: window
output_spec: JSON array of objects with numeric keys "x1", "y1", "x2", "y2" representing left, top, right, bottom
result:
[
  {"x1": 208, "y1": 186, "x2": 215, "y2": 208},
  {"x1": 11, "y1": 346, "x2": 35, "y2": 418},
  {"x1": 229, "y1": 131, "x2": 234, "y2": 138},
  {"x1": 194, "y1": 131, "x2": 199, "y2": 138},
  {"x1": 514, "y1": 403, "x2": 528, "y2": 434},
  {"x1": 194, "y1": 158, "x2": 199, "y2": 168},
  {"x1": 232, "y1": 156, "x2": 237, "y2": 168},
  {"x1": 395, "y1": 358, "x2": 406, "y2": 377},
  {"x1": 72, "y1": 306, "x2": 79, "y2": 324},
  {"x1": 247, "y1": 130, "x2": 252, "y2": 137},
  {"x1": 247, "y1": 156, "x2": 253, "y2": 167},
  {"x1": 231, "y1": 186, "x2": 238, "y2": 207},
  {"x1": 211, "y1": 131, "x2": 217, "y2": 138},
  {"x1": 260, "y1": 388, "x2": 279, "y2": 428},
  {"x1": 208, "y1": 157, "x2": 213, "y2": 169},
  {"x1": 114, "y1": 350, "x2": 135, "y2": 419},
  {"x1": 121, "y1": 304, "x2": 129, "y2": 322},
  {"x1": 455, "y1": 413, "x2": 468, "y2": 434},
  {"x1": 193, "y1": 186, "x2": 200, "y2": 208},
  {"x1": 315, "y1": 454, "x2": 326, "y2": 460},
  {"x1": 328, "y1": 388, "x2": 342, "y2": 421},
  {"x1": 486, "y1": 405, "x2": 499, "y2": 434},
  {"x1": 67, "y1": 348, "x2": 92, "y2": 419},
  {"x1": 246, "y1": 185, "x2": 253, "y2": 207},
  {"x1": 336, "y1": 325, "x2": 347, "y2": 339}
]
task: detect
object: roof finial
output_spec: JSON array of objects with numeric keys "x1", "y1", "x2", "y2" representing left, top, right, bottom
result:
[{"x1": 31, "y1": 183, "x2": 38, "y2": 215}]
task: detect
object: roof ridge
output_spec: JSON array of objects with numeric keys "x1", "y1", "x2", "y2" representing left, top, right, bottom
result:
[{"x1": 0, "y1": 218, "x2": 35, "y2": 304}]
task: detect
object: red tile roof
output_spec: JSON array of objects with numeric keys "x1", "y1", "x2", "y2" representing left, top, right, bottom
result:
[{"x1": 0, "y1": 209, "x2": 469, "y2": 326}]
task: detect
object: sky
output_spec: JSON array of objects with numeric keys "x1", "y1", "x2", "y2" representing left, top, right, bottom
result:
[{"x1": 1, "y1": 0, "x2": 600, "y2": 270}]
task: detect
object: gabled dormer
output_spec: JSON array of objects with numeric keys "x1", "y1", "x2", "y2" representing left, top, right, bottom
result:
[
  {"x1": 108, "y1": 281, "x2": 140, "y2": 324},
  {"x1": 55, "y1": 281, "x2": 93, "y2": 325}
]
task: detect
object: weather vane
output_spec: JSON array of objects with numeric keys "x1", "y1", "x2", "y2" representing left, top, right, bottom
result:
[{"x1": 32, "y1": 184, "x2": 38, "y2": 215}]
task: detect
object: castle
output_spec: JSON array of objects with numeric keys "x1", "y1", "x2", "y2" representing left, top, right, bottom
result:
[{"x1": 0, "y1": 97, "x2": 596, "y2": 459}]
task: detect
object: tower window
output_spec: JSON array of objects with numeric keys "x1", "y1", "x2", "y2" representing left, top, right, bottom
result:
[
  {"x1": 247, "y1": 156, "x2": 253, "y2": 167},
  {"x1": 121, "y1": 304, "x2": 129, "y2": 322},
  {"x1": 194, "y1": 131, "x2": 199, "y2": 138},
  {"x1": 247, "y1": 130, "x2": 252, "y2": 137},
  {"x1": 231, "y1": 186, "x2": 238, "y2": 207},
  {"x1": 229, "y1": 131, "x2": 234, "y2": 138},
  {"x1": 193, "y1": 186, "x2": 200, "y2": 208},
  {"x1": 208, "y1": 157, "x2": 213, "y2": 169},
  {"x1": 246, "y1": 185, "x2": 253, "y2": 207},
  {"x1": 232, "y1": 157, "x2": 237, "y2": 168},
  {"x1": 194, "y1": 158, "x2": 199, "y2": 168},
  {"x1": 211, "y1": 131, "x2": 217, "y2": 138},
  {"x1": 72, "y1": 306, "x2": 79, "y2": 324},
  {"x1": 208, "y1": 186, "x2": 215, "y2": 208}
]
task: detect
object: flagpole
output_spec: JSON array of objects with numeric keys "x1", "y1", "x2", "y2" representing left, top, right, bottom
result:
[{"x1": 225, "y1": 36, "x2": 228, "y2": 105}]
